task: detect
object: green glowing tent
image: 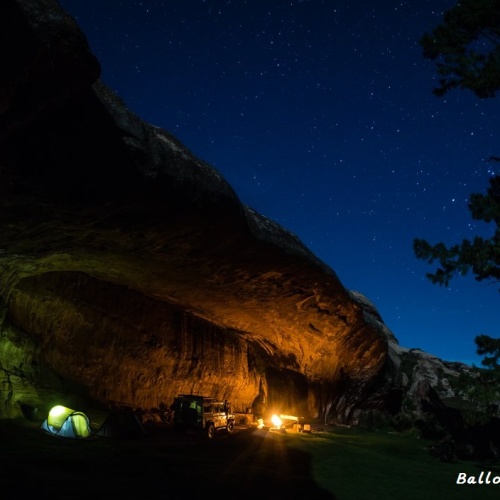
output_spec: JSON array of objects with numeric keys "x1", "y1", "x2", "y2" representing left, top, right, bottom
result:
[{"x1": 41, "y1": 405, "x2": 91, "y2": 439}]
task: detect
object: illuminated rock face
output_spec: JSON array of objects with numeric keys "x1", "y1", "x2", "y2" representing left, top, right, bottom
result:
[{"x1": 0, "y1": 0, "x2": 390, "y2": 421}]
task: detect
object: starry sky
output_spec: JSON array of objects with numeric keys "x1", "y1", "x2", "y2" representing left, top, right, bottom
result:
[{"x1": 59, "y1": 0, "x2": 500, "y2": 366}]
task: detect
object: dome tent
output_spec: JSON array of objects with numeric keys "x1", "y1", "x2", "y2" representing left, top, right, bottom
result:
[
  {"x1": 95, "y1": 409, "x2": 147, "y2": 439},
  {"x1": 41, "y1": 405, "x2": 91, "y2": 438},
  {"x1": 86, "y1": 407, "x2": 147, "y2": 439}
]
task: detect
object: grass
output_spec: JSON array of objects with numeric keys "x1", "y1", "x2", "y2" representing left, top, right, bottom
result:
[
  {"x1": 285, "y1": 427, "x2": 500, "y2": 500},
  {"x1": 0, "y1": 420, "x2": 498, "y2": 499}
]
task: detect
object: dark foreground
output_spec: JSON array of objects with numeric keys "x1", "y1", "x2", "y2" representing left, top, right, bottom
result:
[{"x1": 0, "y1": 420, "x2": 334, "y2": 499}]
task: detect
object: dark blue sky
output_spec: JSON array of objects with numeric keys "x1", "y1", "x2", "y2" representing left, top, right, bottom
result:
[{"x1": 59, "y1": 0, "x2": 500, "y2": 365}]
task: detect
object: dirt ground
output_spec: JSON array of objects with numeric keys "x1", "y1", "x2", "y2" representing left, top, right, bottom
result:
[{"x1": 0, "y1": 419, "x2": 335, "y2": 499}]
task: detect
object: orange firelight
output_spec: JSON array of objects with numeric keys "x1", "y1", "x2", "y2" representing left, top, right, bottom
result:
[{"x1": 271, "y1": 414, "x2": 282, "y2": 429}]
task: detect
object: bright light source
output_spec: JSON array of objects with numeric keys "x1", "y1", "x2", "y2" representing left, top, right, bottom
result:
[
  {"x1": 47, "y1": 405, "x2": 76, "y2": 430},
  {"x1": 49, "y1": 405, "x2": 71, "y2": 418},
  {"x1": 271, "y1": 414, "x2": 282, "y2": 429}
]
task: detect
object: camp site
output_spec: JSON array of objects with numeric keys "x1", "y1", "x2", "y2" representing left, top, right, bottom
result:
[{"x1": 0, "y1": 401, "x2": 498, "y2": 500}]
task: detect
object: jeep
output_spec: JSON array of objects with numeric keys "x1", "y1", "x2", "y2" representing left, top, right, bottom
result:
[{"x1": 171, "y1": 394, "x2": 235, "y2": 439}]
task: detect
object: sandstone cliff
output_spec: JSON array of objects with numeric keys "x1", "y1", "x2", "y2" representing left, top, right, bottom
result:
[{"x1": 1, "y1": 0, "x2": 396, "y2": 423}]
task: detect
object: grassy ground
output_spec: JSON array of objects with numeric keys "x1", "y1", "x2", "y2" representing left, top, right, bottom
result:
[
  {"x1": 0, "y1": 420, "x2": 498, "y2": 499},
  {"x1": 285, "y1": 427, "x2": 500, "y2": 500}
]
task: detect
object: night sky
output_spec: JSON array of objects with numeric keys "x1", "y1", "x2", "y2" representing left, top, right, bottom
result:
[{"x1": 59, "y1": 0, "x2": 500, "y2": 366}]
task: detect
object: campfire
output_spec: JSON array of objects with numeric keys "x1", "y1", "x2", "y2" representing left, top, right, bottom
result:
[{"x1": 257, "y1": 414, "x2": 311, "y2": 433}]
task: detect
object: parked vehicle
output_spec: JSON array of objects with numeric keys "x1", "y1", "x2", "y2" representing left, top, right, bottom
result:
[{"x1": 171, "y1": 394, "x2": 235, "y2": 439}]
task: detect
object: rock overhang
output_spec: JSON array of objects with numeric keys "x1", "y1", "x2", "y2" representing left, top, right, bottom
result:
[{"x1": 0, "y1": 0, "x2": 390, "y2": 421}]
